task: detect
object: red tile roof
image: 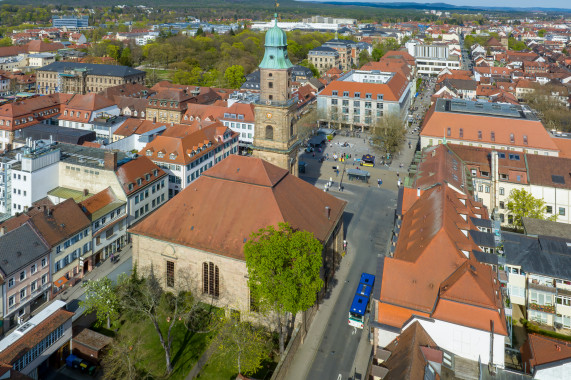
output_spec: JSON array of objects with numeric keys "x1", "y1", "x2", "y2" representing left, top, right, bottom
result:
[
  {"x1": 420, "y1": 104, "x2": 559, "y2": 152},
  {"x1": 526, "y1": 154, "x2": 571, "y2": 190},
  {"x1": 320, "y1": 72, "x2": 409, "y2": 102},
  {"x1": 115, "y1": 156, "x2": 166, "y2": 196},
  {"x1": 521, "y1": 334, "x2": 571, "y2": 373},
  {"x1": 0, "y1": 308, "x2": 73, "y2": 365},
  {"x1": 129, "y1": 155, "x2": 347, "y2": 260}
]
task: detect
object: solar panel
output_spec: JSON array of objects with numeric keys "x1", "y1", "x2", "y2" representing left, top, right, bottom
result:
[{"x1": 552, "y1": 175, "x2": 565, "y2": 184}]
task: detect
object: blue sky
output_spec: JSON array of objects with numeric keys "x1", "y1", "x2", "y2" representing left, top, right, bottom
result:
[{"x1": 298, "y1": 0, "x2": 570, "y2": 9}]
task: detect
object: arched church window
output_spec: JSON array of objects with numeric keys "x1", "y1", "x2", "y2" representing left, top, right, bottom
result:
[{"x1": 266, "y1": 125, "x2": 274, "y2": 140}]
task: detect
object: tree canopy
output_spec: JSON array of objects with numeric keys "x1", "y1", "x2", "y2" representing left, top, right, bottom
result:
[
  {"x1": 372, "y1": 113, "x2": 406, "y2": 156},
  {"x1": 244, "y1": 222, "x2": 323, "y2": 354},
  {"x1": 506, "y1": 188, "x2": 556, "y2": 230}
]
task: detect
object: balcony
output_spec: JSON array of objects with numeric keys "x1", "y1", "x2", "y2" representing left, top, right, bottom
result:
[
  {"x1": 529, "y1": 281, "x2": 556, "y2": 293},
  {"x1": 529, "y1": 303, "x2": 555, "y2": 314}
]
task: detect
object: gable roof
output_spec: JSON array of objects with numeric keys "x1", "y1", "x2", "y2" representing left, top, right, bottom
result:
[
  {"x1": 64, "y1": 93, "x2": 115, "y2": 112},
  {"x1": 129, "y1": 155, "x2": 346, "y2": 260},
  {"x1": 79, "y1": 187, "x2": 125, "y2": 221},
  {"x1": 521, "y1": 334, "x2": 571, "y2": 373},
  {"x1": 526, "y1": 154, "x2": 571, "y2": 190},
  {"x1": 0, "y1": 222, "x2": 50, "y2": 275},
  {"x1": 382, "y1": 322, "x2": 438, "y2": 380},
  {"x1": 115, "y1": 156, "x2": 166, "y2": 196}
]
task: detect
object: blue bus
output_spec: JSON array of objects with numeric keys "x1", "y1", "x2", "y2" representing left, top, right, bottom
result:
[{"x1": 348, "y1": 273, "x2": 375, "y2": 329}]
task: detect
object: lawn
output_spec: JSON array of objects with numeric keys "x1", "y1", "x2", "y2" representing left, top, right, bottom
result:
[
  {"x1": 114, "y1": 316, "x2": 216, "y2": 380},
  {"x1": 197, "y1": 357, "x2": 277, "y2": 380}
]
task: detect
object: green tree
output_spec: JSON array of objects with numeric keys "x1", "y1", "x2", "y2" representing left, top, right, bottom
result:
[
  {"x1": 538, "y1": 29, "x2": 546, "y2": 37},
  {"x1": 0, "y1": 37, "x2": 12, "y2": 47},
  {"x1": 359, "y1": 50, "x2": 372, "y2": 67},
  {"x1": 224, "y1": 64, "x2": 245, "y2": 88},
  {"x1": 106, "y1": 44, "x2": 120, "y2": 61},
  {"x1": 172, "y1": 66, "x2": 202, "y2": 85},
  {"x1": 372, "y1": 113, "x2": 406, "y2": 156},
  {"x1": 212, "y1": 318, "x2": 271, "y2": 375},
  {"x1": 506, "y1": 188, "x2": 556, "y2": 230},
  {"x1": 299, "y1": 59, "x2": 319, "y2": 78},
  {"x1": 119, "y1": 46, "x2": 132, "y2": 66},
  {"x1": 244, "y1": 222, "x2": 323, "y2": 355},
  {"x1": 79, "y1": 277, "x2": 120, "y2": 329}
]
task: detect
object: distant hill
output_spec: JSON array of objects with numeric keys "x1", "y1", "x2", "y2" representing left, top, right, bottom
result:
[{"x1": 301, "y1": 0, "x2": 571, "y2": 12}]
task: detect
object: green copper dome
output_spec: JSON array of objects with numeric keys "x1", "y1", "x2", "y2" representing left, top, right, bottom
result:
[{"x1": 259, "y1": 14, "x2": 293, "y2": 70}]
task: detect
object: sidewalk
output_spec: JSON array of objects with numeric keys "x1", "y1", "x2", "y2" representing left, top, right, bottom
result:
[
  {"x1": 284, "y1": 229, "x2": 360, "y2": 380},
  {"x1": 25, "y1": 248, "x2": 132, "y2": 326}
]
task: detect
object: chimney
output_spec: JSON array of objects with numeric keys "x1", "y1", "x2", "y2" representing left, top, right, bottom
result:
[
  {"x1": 104, "y1": 151, "x2": 118, "y2": 171},
  {"x1": 325, "y1": 206, "x2": 331, "y2": 220},
  {"x1": 0, "y1": 226, "x2": 5, "y2": 236},
  {"x1": 83, "y1": 189, "x2": 89, "y2": 196},
  {"x1": 417, "y1": 187, "x2": 421, "y2": 197}
]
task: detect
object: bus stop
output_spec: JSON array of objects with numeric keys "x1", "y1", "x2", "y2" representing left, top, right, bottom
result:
[
  {"x1": 347, "y1": 168, "x2": 370, "y2": 183},
  {"x1": 308, "y1": 134, "x2": 326, "y2": 147}
]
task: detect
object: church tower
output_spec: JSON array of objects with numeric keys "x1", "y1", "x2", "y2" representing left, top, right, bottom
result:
[{"x1": 252, "y1": 14, "x2": 300, "y2": 176}]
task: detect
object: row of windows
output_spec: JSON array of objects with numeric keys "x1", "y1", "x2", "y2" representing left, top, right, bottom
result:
[
  {"x1": 331, "y1": 99, "x2": 384, "y2": 109},
  {"x1": 7, "y1": 259, "x2": 47, "y2": 289},
  {"x1": 65, "y1": 165, "x2": 100, "y2": 175},
  {"x1": 187, "y1": 162, "x2": 213, "y2": 184},
  {"x1": 55, "y1": 244, "x2": 90, "y2": 272},
  {"x1": 8, "y1": 276, "x2": 48, "y2": 308},
  {"x1": 134, "y1": 195, "x2": 165, "y2": 220},
  {"x1": 331, "y1": 91, "x2": 383, "y2": 100},
  {"x1": 13, "y1": 325, "x2": 65, "y2": 372},
  {"x1": 225, "y1": 121, "x2": 252, "y2": 130},
  {"x1": 446, "y1": 127, "x2": 527, "y2": 145}
]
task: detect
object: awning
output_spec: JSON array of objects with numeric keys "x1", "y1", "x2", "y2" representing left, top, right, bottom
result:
[{"x1": 54, "y1": 276, "x2": 69, "y2": 288}]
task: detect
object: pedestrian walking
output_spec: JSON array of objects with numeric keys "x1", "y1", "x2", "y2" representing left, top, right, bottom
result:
[
  {"x1": 336, "y1": 169, "x2": 339, "y2": 177},
  {"x1": 398, "y1": 179, "x2": 401, "y2": 187},
  {"x1": 378, "y1": 178, "x2": 382, "y2": 188}
]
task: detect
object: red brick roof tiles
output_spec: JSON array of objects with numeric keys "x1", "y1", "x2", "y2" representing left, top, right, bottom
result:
[{"x1": 129, "y1": 155, "x2": 346, "y2": 260}]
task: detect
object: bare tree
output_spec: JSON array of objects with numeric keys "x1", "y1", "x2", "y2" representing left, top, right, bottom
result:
[
  {"x1": 371, "y1": 113, "x2": 406, "y2": 156},
  {"x1": 117, "y1": 265, "x2": 220, "y2": 376},
  {"x1": 101, "y1": 333, "x2": 147, "y2": 380}
]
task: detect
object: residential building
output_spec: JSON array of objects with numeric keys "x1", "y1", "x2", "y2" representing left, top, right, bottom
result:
[
  {"x1": 115, "y1": 155, "x2": 168, "y2": 227},
  {"x1": 321, "y1": 35, "x2": 360, "y2": 71},
  {"x1": 0, "y1": 93, "x2": 71, "y2": 150},
  {"x1": 502, "y1": 219, "x2": 571, "y2": 333},
  {"x1": 308, "y1": 46, "x2": 340, "y2": 74},
  {"x1": 27, "y1": 53, "x2": 56, "y2": 68},
  {"x1": 375, "y1": 144, "x2": 508, "y2": 367},
  {"x1": 0, "y1": 222, "x2": 51, "y2": 334},
  {"x1": 0, "y1": 300, "x2": 73, "y2": 378},
  {"x1": 182, "y1": 102, "x2": 256, "y2": 145},
  {"x1": 79, "y1": 188, "x2": 127, "y2": 265},
  {"x1": 141, "y1": 122, "x2": 238, "y2": 198},
  {"x1": 130, "y1": 155, "x2": 346, "y2": 313},
  {"x1": 36, "y1": 62, "x2": 145, "y2": 95},
  {"x1": 521, "y1": 334, "x2": 571, "y2": 379},
  {"x1": 420, "y1": 98, "x2": 560, "y2": 156},
  {"x1": 317, "y1": 70, "x2": 411, "y2": 130},
  {"x1": 57, "y1": 93, "x2": 125, "y2": 142},
  {"x1": 0, "y1": 199, "x2": 91, "y2": 295},
  {"x1": 374, "y1": 183, "x2": 507, "y2": 367},
  {"x1": 444, "y1": 144, "x2": 571, "y2": 225},
  {"x1": 145, "y1": 89, "x2": 198, "y2": 124}
]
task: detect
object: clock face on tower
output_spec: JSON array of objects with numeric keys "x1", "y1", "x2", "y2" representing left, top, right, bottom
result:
[{"x1": 266, "y1": 112, "x2": 272, "y2": 119}]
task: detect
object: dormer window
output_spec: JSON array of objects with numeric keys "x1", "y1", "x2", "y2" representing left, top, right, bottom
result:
[
  {"x1": 64, "y1": 110, "x2": 68, "y2": 116},
  {"x1": 146, "y1": 150, "x2": 152, "y2": 156},
  {"x1": 491, "y1": 131, "x2": 495, "y2": 142},
  {"x1": 153, "y1": 169, "x2": 158, "y2": 176},
  {"x1": 478, "y1": 130, "x2": 482, "y2": 140},
  {"x1": 523, "y1": 135, "x2": 528, "y2": 145},
  {"x1": 459, "y1": 128, "x2": 464, "y2": 138},
  {"x1": 158, "y1": 152, "x2": 165, "y2": 158},
  {"x1": 85, "y1": 113, "x2": 88, "y2": 119},
  {"x1": 170, "y1": 153, "x2": 176, "y2": 160},
  {"x1": 137, "y1": 178, "x2": 142, "y2": 186},
  {"x1": 145, "y1": 174, "x2": 150, "y2": 181},
  {"x1": 447, "y1": 127, "x2": 451, "y2": 137},
  {"x1": 510, "y1": 133, "x2": 515, "y2": 143},
  {"x1": 128, "y1": 183, "x2": 134, "y2": 191}
]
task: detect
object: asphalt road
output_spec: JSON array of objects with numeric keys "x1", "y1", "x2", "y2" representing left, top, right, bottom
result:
[{"x1": 300, "y1": 177, "x2": 397, "y2": 380}]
